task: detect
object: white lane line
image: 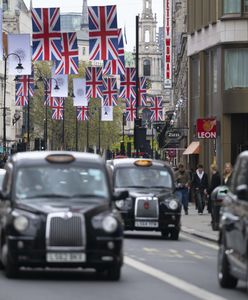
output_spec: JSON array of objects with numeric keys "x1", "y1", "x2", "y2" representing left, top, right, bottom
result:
[
  {"x1": 143, "y1": 248, "x2": 159, "y2": 253},
  {"x1": 185, "y1": 250, "x2": 204, "y2": 260},
  {"x1": 125, "y1": 256, "x2": 227, "y2": 300},
  {"x1": 169, "y1": 249, "x2": 183, "y2": 258},
  {"x1": 180, "y1": 233, "x2": 218, "y2": 250}
]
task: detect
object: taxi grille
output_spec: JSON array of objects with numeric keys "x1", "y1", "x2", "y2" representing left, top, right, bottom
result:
[
  {"x1": 135, "y1": 197, "x2": 159, "y2": 219},
  {"x1": 46, "y1": 213, "x2": 85, "y2": 248}
]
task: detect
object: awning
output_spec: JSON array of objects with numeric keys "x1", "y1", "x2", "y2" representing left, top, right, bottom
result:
[{"x1": 183, "y1": 141, "x2": 200, "y2": 155}]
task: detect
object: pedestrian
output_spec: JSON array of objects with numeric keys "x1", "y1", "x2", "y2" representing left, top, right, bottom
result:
[
  {"x1": 222, "y1": 162, "x2": 233, "y2": 186},
  {"x1": 191, "y1": 164, "x2": 208, "y2": 214},
  {"x1": 175, "y1": 163, "x2": 191, "y2": 215},
  {"x1": 207, "y1": 163, "x2": 221, "y2": 214}
]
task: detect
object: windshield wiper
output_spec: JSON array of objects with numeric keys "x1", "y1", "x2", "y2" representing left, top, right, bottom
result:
[
  {"x1": 22, "y1": 194, "x2": 70, "y2": 199},
  {"x1": 148, "y1": 186, "x2": 171, "y2": 189},
  {"x1": 117, "y1": 185, "x2": 148, "y2": 188},
  {"x1": 69, "y1": 193, "x2": 106, "y2": 198}
]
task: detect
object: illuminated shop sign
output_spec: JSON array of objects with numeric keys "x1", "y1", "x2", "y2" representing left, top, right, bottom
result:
[{"x1": 197, "y1": 118, "x2": 217, "y2": 139}]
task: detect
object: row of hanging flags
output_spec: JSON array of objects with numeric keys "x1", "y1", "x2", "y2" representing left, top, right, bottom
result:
[{"x1": 1, "y1": 6, "x2": 163, "y2": 122}]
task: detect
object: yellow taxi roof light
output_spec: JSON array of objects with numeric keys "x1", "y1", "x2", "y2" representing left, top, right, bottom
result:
[
  {"x1": 134, "y1": 160, "x2": 152, "y2": 167},
  {"x1": 46, "y1": 154, "x2": 75, "y2": 163}
]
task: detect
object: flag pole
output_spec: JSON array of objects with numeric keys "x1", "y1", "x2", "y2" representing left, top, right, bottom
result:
[{"x1": 134, "y1": 15, "x2": 139, "y2": 158}]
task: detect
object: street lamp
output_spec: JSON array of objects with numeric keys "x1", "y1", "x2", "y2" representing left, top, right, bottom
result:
[
  {"x1": 35, "y1": 75, "x2": 59, "y2": 150},
  {"x1": 3, "y1": 53, "x2": 23, "y2": 154}
]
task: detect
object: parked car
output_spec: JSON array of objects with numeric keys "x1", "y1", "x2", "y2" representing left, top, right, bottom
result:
[
  {"x1": 210, "y1": 185, "x2": 228, "y2": 230},
  {"x1": 107, "y1": 158, "x2": 182, "y2": 240},
  {"x1": 0, "y1": 169, "x2": 6, "y2": 191},
  {"x1": 218, "y1": 151, "x2": 248, "y2": 288},
  {"x1": 0, "y1": 151, "x2": 128, "y2": 280}
]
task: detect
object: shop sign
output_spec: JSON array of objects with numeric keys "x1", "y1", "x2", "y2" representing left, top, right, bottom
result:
[
  {"x1": 197, "y1": 118, "x2": 217, "y2": 139},
  {"x1": 167, "y1": 131, "x2": 181, "y2": 139}
]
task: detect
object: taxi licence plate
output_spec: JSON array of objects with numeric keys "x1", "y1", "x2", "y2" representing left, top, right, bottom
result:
[
  {"x1": 46, "y1": 252, "x2": 86, "y2": 262},
  {"x1": 135, "y1": 221, "x2": 158, "y2": 228}
]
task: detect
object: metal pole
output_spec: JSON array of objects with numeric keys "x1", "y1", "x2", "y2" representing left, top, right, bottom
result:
[
  {"x1": 75, "y1": 107, "x2": 78, "y2": 151},
  {"x1": 86, "y1": 120, "x2": 89, "y2": 151},
  {"x1": 122, "y1": 113, "x2": 125, "y2": 141},
  {"x1": 45, "y1": 81, "x2": 48, "y2": 150},
  {"x1": 3, "y1": 57, "x2": 7, "y2": 154},
  {"x1": 98, "y1": 108, "x2": 101, "y2": 154},
  {"x1": 27, "y1": 76, "x2": 30, "y2": 151},
  {"x1": 62, "y1": 102, "x2": 65, "y2": 150},
  {"x1": 134, "y1": 15, "x2": 139, "y2": 158},
  {"x1": 151, "y1": 124, "x2": 154, "y2": 159}
]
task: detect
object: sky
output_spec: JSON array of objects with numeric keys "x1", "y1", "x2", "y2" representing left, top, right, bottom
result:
[{"x1": 23, "y1": 0, "x2": 163, "y2": 51}]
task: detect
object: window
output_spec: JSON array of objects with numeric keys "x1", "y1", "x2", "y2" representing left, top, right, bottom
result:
[
  {"x1": 224, "y1": 0, "x2": 241, "y2": 13},
  {"x1": 224, "y1": 48, "x2": 248, "y2": 90},
  {"x1": 82, "y1": 47, "x2": 86, "y2": 55},
  {"x1": 212, "y1": 50, "x2": 218, "y2": 93},
  {"x1": 244, "y1": 0, "x2": 248, "y2": 12},
  {"x1": 146, "y1": 0, "x2": 149, "y2": 9},
  {"x1": 145, "y1": 30, "x2": 150, "y2": 43},
  {"x1": 3, "y1": 0, "x2": 8, "y2": 11},
  {"x1": 143, "y1": 59, "x2": 151, "y2": 76}
]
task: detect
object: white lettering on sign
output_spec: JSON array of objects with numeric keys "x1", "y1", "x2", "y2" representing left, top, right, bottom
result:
[{"x1": 197, "y1": 132, "x2": 216, "y2": 139}]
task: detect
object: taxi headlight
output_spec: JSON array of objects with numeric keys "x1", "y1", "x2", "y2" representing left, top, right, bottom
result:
[
  {"x1": 13, "y1": 215, "x2": 29, "y2": 232},
  {"x1": 115, "y1": 200, "x2": 125, "y2": 209},
  {"x1": 102, "y1": 216, "x2": 118, "y2": 233},
  {"x1": 168, "y1": 200, "x2": 178, "y2": 210}
]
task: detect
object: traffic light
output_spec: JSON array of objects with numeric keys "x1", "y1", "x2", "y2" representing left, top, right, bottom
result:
[
  {"x1": 40, "y1": 139, "x2": 45, "y2": 150},
  {"x1": 120, "y1": 141, "x2": 125, "y2": 155},
  {"x1": 34, "y1": 138, "x2": 40, "y2": 150}
]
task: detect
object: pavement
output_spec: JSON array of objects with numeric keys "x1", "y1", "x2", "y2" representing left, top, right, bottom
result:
[{"x1": 181, "y1": 203, "x2": 219, "y2": 243}]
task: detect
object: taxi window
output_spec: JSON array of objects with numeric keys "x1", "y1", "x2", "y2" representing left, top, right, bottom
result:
[
  {"x1": 15, "y1": 166, "x2": 109, "y2": 200},
  {"x1": 115, "y1": 167, "x2": 172, "y2": 188}
]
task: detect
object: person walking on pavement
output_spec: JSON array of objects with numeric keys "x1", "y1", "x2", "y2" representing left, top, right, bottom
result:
[
  {"x1": 175, "y1": 163, "x2": 191, "y2": 215},
  {"x1": 207, "y1": 164, "x2": 221, "y2": 214},
  {"x1": 191, "y1": 164, "x2": 208, "y2": 214},
  {"x1": 222, "y1": 162, "x2": 233, "y2": 186}
]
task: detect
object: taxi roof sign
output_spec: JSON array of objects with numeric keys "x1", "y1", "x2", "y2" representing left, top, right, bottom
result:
[
  {"x1": 46, "y1": 154, "x2": 75, "y2": 163},
  {"x1": 134, "y1": 160, "x2": 152, "y2": 167}
]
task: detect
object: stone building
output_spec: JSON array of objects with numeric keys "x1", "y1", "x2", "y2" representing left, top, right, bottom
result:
[{"x1": 187, "y1": 0, "x2": 248, "y2": 171}]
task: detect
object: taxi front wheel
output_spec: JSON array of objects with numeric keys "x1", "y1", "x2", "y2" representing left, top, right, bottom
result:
[{"x1": 107, "y1": 264, "x2": 121, "y2": 281}]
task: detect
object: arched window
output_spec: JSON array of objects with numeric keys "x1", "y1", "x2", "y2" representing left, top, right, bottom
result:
[
  {"x1": 3, "y1": 0, "x2": 8, "y2": 11},
  {"x1": 143, "y1": 59, "x2": 151, "y2": 76},
  {"x1": 145, "y1": 30, "x2": 150, "y2": 42},
  {"x1": 146, "y1": 0, "x2": 149, "y2": 9}
]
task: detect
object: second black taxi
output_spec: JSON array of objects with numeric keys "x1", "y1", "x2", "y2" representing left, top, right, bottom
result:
[{"x1": 107, "y1": 158, "x2": 182, "y2": 240}]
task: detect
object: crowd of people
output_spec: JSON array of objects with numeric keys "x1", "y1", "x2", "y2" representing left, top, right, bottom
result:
[{"x1": 174, "y1": 161, "x2": 233, "y2": 217}]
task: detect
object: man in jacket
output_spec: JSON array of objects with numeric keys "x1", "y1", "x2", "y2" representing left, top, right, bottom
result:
[
  {"x1": 191, "y1": 164, "x2": 208, "y2": 214},
  {"x1": 175, "y1": 164, "x2": 191, "y2": 215}
]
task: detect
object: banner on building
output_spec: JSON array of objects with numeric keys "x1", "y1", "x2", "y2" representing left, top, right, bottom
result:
[
  {"x1": 7, "y1": 34, "x2": 32, "y2": 75},
  {"x1": 197, "y1": 118, "x2": 217, "y2": 139},
  {"x1": 164, "y1": 0, "x2": 172, "y2": 89}
]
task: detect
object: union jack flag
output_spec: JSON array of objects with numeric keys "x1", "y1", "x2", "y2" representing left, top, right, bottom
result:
[
  {"x1": 51, "y1": 98, "x2": 64, "y2": 120},
  {"x1": 102, "y1": 77, "x2": 118, "y2": 106},
  {"x1": 125, "y1": 98, "x2": 137, "y2": 121},
  {"x1": 119, "y1": 68, "x2": 136, "y2": 100},
  {"x1": 86, "y1": 67, "x2": 103, "y2": 99},
  {"x1": 55, "y1": 32, "x2": 79, "y2": 74},
  {"x1": 77, "y1": 106, "x2": 89, "y2": 121},
  {"x1": 103, "y1": 29, "x2": 125, "y2": 76},
  {"x1": 88, "y1": 5, "x2": 119, "y2": 61},
  {"x1": 32, "y1": 7, "x2": 62, "y2": 61},
  {"x1": 138, "y1": 77, "x2": 147, "y2": 106},
  {"x1": 15, "y1": 95, "x2": 28, "y2": 106},
  {"x1": 150, "y1": 96, "x2": 164, "y2": 121},
  {"x1": 15, "y1": 74, "x2": 34, "y2": 97}
]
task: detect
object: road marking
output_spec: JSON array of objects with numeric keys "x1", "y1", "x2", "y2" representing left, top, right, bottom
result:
[
  {"x1": 143, "y1": 248, "x2": 159, "y2": 253},
  {"x1": 125, "y1": 256, "x2": 227, "y2": 300},
  {"x1": 185, "y1": 250, "x2": 204, "y2": 260},
  {"x1": 169, "y1": 249, "x2": 183, "y2": 258},
  {"x1": 180, "y1": 233, "x2": 218, "y2": 250}
]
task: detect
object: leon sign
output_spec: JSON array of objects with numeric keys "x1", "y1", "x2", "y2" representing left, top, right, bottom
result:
[{"x1": 197, "y1": 118, "x2": 217, "y2": 139}]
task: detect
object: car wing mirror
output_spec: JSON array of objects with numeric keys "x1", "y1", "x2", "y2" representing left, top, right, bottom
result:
[
  {"x1": 113, "y1": 190, "x2": 129, "y2": 201},
  {"x1": 211, "y1": 186, "x2": 229, "y2": 202},
  {"x1": 236, "y1": 184, "x2": 248, "y2": 201}
]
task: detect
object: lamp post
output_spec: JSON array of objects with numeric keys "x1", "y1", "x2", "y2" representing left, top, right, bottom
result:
[
  {"x1": 35, "y1": 75, "x2": 59, "y2": 150},
  {"x1": 75, "y1": 107, "x2": 78, "y2": 151},
  {"x1": 3, "y1": 53, "x2": 23, "y2": 154}
]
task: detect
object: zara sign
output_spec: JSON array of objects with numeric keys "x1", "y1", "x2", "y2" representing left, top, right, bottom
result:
[{"x1": 197, "y1": 118, "x2": 217, "y2": 139}]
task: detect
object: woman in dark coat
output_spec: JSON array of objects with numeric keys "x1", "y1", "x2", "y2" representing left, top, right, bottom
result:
[{"x1": 208, "y1": 164, "x2": 221, "y2": 213}]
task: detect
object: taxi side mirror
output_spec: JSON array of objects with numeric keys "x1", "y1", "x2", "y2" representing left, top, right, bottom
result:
[
  {"x1": 113, "y1": 190, "x2": 129, "y2": 201},
  {"x1": 236, "y1": 184, "x2": 248, "y2": 201}
]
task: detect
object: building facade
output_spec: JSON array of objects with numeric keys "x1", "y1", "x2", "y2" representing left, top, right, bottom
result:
[
  {"x1": 187, "y1": 0, "x2": 248, "y2": 171},
  {"x1": 0, "y1": 0, "x2": 32, "y2": 153}
]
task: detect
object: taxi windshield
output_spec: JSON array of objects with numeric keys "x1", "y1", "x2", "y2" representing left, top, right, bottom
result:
[
  {"x1": 15, "y1": 166, "x2": 109, "y2": 200},
  {"x1": 114, "y1": 167, "x2": 173, "y2": 189}
]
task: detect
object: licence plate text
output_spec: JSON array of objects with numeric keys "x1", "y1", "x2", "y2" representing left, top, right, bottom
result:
[
  {"x1": 46, "y1": 252, "x2": 86, "y2": 262},
  {"x1": 135, "y1": 221, "x2": 158, "y2": 228}
]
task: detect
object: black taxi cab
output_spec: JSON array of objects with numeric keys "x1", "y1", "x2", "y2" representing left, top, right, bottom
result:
[
  {"x1": 107, "y1": 158, "x2": 182, "y2": 240},
  {"x1": 218, "y1": 151, "x2": 248, "y2": 288},
  {"x1": 0, "y1": 151, "x2": 127, "y2": 280}
]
